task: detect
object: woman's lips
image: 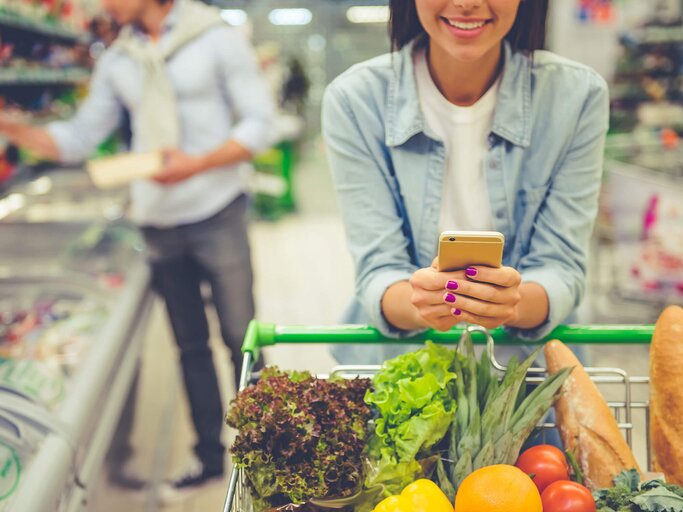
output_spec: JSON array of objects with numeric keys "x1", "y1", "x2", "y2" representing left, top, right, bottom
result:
[{"x1": 441, "y1": 17, "x2": 492, "y2": 40}]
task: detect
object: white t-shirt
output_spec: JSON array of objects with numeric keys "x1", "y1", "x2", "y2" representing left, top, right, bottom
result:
[{"x1": 414, "y1": 49, "x2": 498, "y2": 233}]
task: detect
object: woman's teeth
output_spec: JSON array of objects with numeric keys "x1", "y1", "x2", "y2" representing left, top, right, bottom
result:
[{"x1": 446, "y1": 19, "x2": 487, "y2": 30}]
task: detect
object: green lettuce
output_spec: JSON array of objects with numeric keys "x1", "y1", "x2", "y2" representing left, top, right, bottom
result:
[{"x1": 364, "y1": 342, "x2": 458, "y2": 497}]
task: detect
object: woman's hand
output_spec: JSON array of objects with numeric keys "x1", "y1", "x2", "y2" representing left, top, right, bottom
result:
[
  {"x1": 408, "y1": 265, "x2": 522, "y2": 331},
  {"x1": 443, "y1": 266, "x2": 522, "y2": 330},
  {"x1": 408, "y1": 266, "x2": 468, "y2": 332}
]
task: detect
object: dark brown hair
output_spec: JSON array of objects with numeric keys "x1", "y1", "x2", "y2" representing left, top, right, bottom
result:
[{"x1": 389, "y1": 0, "x2": 548, "y2": 52}]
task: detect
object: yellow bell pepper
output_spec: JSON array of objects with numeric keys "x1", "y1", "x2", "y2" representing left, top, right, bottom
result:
[
  {"x1": 374, "y1": 495, "x2": 412, "y2": 512},
  {"x1": 373, "y1": 479, "x2": 454, "y2": 512}
]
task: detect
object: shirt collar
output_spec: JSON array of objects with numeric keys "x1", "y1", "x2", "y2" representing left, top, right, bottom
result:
[
  {"x1": 491, "y1": 42, "x2": 532, "y2": 147},
  {"x1": 385, "y1": 37, "x2": 426, "y2": 147},
  {"x1": 162, "y1": 0, "x2": 182, "y2": 32},
  {"x1": 386, "y1": 38, "x2": 532, "y2": 148}
]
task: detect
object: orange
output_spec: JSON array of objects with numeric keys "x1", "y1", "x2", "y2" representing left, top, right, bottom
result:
[{"x1": 454, "y1": 464, "x2": 542, "y2": 512}]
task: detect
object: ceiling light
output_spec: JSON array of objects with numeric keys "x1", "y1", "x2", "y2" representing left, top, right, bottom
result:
[
  {"x1": 268, "y1": 8, "x2": 313, "y2": 26},
  {"x1": 221, "y1": 9, "x2": 248, "y2": 26},
  {"x1": 27, "y1": 176, "x2": 52, "y2": 195},
  {"x1": 346, "y1": 6, "x2": 390, "y2": 24}
]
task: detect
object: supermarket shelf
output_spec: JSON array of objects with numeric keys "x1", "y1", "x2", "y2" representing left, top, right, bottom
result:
[
  {"x1": 66, "y1": 291, "x2": 153, "y2": 512},
  {"x1": 639, "y1": 32, "x2": 683, "y2": 46},
  {"x1": 0, "y1": 10, "x2": 89, "y2": 43},
  {"x1": 1, "y1": 124, "x2": 147, "y2": 511},
  {"x1": 0, "y1": 68, "x2": 90, "y2": 86},
  {"x1": 6, "y1": 435, "x2": 74, "y2": 512},
  {"x1": 7, "y1": 266, "x2": 154, "y2": 512}
]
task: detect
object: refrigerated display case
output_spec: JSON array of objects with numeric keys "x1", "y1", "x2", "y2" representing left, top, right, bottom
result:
[
  {"x1": 590, "y1": 135, "x2": 683, "y2": 323},
  {"x1": 0, "y1": 167, "x2": 153, "y2": 511}
]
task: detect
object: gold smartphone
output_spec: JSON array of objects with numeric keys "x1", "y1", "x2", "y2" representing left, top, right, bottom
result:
[{"x1": 437, "y1": 231, "x2": 505, "y2": 272}]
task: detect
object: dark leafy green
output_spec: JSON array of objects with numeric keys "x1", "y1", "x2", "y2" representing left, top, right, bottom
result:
[
  {"x1": 616, "y1": 469, "x2": 644, "y2": 493},
  {"x1": 594, "y1": 470, "x2": 683, "y2": 512},
  {"x1": 631, "y1": 488, "x2": 683, "y2": 511},
  {"x1": 226, "y1": 368, "x2": 372, "y2": 510}
]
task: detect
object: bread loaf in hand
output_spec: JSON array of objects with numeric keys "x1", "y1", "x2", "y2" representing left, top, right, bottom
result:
[
  {"x1": 651, "y1": 305, "x2": 683, "y2": 485},
  {"x1": 545, "y1": 340, "x2": 640, "y2": 490}
]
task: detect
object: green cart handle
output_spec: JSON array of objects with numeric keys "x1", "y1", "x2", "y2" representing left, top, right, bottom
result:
[{"x1": 242, "y1": 321, "x2": 654, "y2": 359}]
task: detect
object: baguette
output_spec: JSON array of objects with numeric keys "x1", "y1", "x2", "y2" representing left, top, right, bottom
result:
[
  {"x1": 545, "y1": 340, "x2": 640, "y2": 489},
  {"x1": 651, "y1": 305, "x2": 683, "y2": 485}
]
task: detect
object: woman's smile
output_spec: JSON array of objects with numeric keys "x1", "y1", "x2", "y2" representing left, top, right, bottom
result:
[{"x1": 440, "y1": 16, "x2": 493, "y2": 40}]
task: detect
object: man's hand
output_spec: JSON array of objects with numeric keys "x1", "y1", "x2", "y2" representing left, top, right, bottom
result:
[
  {"x1": 154, "y1": 149, "x2": 207, "y2": 185},
  {"x1": 0, "y1": 111, "x2": 60, "y2": 161}
]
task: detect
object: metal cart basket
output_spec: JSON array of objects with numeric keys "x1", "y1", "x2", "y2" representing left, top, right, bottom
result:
[{"x1": 223, "y1": 321, "x2": 655, "y2": 512}]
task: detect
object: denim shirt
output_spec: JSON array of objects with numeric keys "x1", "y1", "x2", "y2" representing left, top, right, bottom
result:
[{"x1": 322, "y1": 40, "x2": 609, "y2": 364}]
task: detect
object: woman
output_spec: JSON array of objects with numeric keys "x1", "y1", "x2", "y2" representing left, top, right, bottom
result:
[{"x1": 322, "y1": 0, "x2": 609, "y2": 364}]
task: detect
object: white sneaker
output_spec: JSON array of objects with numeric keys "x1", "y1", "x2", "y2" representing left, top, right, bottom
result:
[{"x1": 108, "y1": 458, "x2": 149, "y2": 492}]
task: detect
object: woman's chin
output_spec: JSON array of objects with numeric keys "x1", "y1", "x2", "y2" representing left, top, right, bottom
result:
[
  {"x1": 433, "y1": 38, "x2": 496, "y2": 65},
  {"x1": 447, "y1": 46, "x2": 491, "y2": 65}
]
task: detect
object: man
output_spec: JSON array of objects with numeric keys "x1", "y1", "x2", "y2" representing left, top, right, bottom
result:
[{"x1": 0, "y1": 0, "x2": 274, "y2": 499}]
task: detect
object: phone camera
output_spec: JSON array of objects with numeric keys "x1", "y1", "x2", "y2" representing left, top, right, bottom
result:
[{"x1": 448, "y1": 237, "x2": 456, "y2": 242}]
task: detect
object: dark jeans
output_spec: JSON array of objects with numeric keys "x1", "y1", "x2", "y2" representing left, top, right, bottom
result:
[{"x1": 142, "y1": 194, "x2": 255, "y2": 473}]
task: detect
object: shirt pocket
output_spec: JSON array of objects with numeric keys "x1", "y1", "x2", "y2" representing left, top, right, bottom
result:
[{"x1": 514, "y1": 185, "x2": 549, "y2": 256}]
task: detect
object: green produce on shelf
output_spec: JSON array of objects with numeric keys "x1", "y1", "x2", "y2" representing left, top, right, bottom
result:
[
  {"x1": 252, "y1": 141, "x2": 297, "y2": 220},
  {"x1": 0, "y1": 68, "x2": 90, "y2": 85}
]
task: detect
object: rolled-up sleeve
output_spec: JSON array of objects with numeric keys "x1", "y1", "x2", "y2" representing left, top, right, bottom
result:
[
  {"x1": 322, "y1": 83, "x2": 420, "y2": 338},
  {"x1": 216, "y1": 28, "x2": 276, "y2": 155},
  {"x1": 46, "y1": 53, "x2": 123, "y2": 164},
  {"x1": 508, "y1": 74, "x2": 610, "y2": 341}
]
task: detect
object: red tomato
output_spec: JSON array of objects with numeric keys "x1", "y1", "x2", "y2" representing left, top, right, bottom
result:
[
  {"x1": 515, "y1": 445, "x2": 570, "y2": 493},
  {"x1": 541, "y1": 481, "x2": 596, "y2": 512}
]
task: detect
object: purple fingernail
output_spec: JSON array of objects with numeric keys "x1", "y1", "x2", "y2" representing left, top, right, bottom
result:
[
  {"x1": 445, "y1": 280, "x2": 459, "y2": 291},
  {"x1": 452, "y1": 308, "x2": 462, "y2": 316},
  {"x1": 466, "y1": 267, "x2": 478, "y2": 277},
  {"x1": 444, "y1": 293, "x2": 456, "y2": 304}
]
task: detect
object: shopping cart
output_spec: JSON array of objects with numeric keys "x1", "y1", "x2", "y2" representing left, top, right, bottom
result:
[{"x1": 222, "y1": 321, "x2": 655, "y2": 512}]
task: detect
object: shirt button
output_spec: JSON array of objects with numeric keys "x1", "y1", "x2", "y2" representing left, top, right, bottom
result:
[
  {"x1": 490, "y1": 160, "x2": 499, "y2": 170},
  {"x1": 496, "y1": 209, "x2": 505, "y2": 219}
]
